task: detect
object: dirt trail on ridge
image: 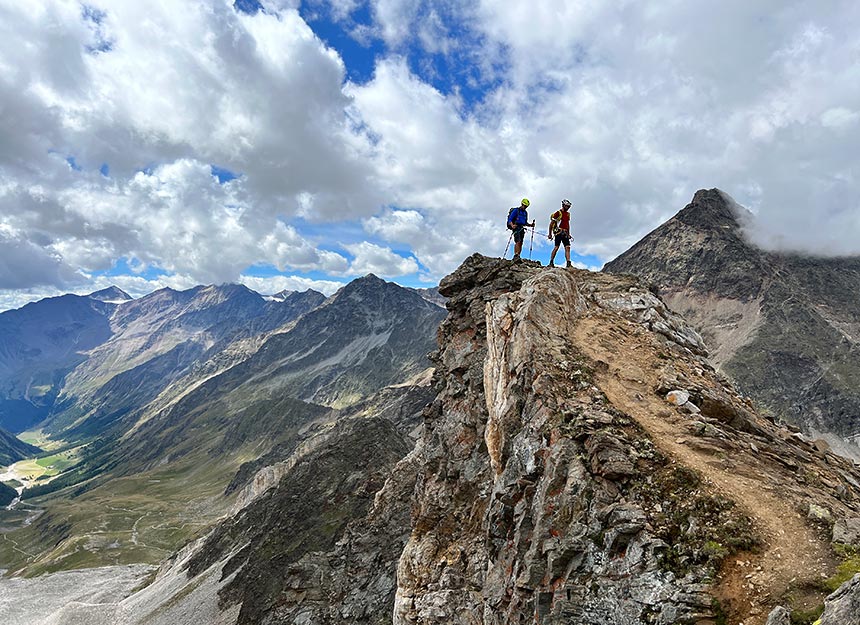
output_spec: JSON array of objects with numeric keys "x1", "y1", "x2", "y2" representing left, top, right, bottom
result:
[{"x1": 573, "y1": 314, "x2": 837, "y2": 625}]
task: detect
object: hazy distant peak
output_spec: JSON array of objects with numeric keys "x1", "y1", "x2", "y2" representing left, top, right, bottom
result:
[
  {"x1": 291, "y1": 288, "x2": 326, "y2": 301},
  {"x1": 87, "y1": 286, "x2": 133, "y2": 303},
  {"x1": 410, "y1": 286, "x2": 446, "y2": 308},
  {"x1": 265, "y1": 289, "x2": 327, "y2": 306},
  {"x1": 268, "y1": 289, "x2": 295, "y2": 301}
]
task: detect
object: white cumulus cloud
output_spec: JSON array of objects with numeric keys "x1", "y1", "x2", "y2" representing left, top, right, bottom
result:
[
  {"x1": 343, "y1": 241, "x2": 419, "y2": 277},
  {"x1": 2, "y1": 0, "x2": 860, "y2": 311}
]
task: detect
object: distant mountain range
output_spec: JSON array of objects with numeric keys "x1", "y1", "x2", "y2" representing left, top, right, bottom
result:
[
  {"x1": 0, "y1": 284, "x2": 329, "y2": 435},
  {"x1": 0, "y1": 274, "x2": 445, "y2": 575},
  {"x1": 606, "y1": 188, "x2": 860, "y2": 458}
]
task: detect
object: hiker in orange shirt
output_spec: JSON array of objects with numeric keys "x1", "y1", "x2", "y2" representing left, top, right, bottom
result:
[{"x1": 547, "y1": 199, "x2": 573, "y2": 268}]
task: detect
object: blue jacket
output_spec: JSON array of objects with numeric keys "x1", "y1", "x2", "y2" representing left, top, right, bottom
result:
[{"x1": 508, "y1": 207, "x2": 528, "y2": 227}]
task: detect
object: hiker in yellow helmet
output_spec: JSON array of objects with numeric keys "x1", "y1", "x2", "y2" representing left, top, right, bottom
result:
[
  {"x1": 506, "y1": 198, "x2": 535, "y2": 261},
  {"x1": 548, "y1": 198, "x2": 573, "y2": 268}
]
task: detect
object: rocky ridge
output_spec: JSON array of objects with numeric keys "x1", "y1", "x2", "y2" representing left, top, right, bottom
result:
[{"x1": 395, "y1": 254, "x2": 860, "y2": 625}]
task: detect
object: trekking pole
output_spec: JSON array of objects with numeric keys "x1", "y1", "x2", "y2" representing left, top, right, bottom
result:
[
  {"x1": 503, "y1": 230, "x2": 514, "y2": 259},
  {"x1": 528, "y1": 226, "x2": 535, "y2": 259}
]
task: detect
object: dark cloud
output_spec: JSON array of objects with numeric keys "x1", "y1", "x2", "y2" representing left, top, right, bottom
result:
[{"x1": 0, "y1": 232, "x2": 81, "y2": 289}]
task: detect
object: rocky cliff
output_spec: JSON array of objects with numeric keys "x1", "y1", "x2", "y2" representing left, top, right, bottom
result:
[
  {"x1": 604, "y1": 189, "x2": 860, "y2": 460},
  {"x1": 395, "y1": 254, "x2": 860, "y2": 625}
]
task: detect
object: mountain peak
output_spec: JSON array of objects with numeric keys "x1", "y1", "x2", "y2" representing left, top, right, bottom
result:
[
  {"x1": 604, "y1": 189, "x2": 764, "y2": 301},
  {"x1": 606, "y1": 188, "x2": 860, "y2": 460},
  {"x1": 269, "y1": 289, "x2": 294, "y2": 301},
  {"x1": 87, "y1": 286, "x2": 132, "y2": 303},
  {"x1": 336, "y1": 273, "x2": 391, "y2": 296},
  {"x1": 675, "y1": 188, "x2": 747, "y2": 231}
]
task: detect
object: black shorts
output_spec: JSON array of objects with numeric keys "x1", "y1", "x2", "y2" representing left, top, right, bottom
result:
[
  {"x1": 513, "y1": 225, "x2": 526, "y2": 243},
  {"x1": 554, "y1": 231, "x2": 571, "y2": 247}
]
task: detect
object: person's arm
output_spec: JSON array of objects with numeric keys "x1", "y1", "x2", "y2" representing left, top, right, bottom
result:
[{"x1": 525, "y1": 209, "x2": 534, "y2": 228}]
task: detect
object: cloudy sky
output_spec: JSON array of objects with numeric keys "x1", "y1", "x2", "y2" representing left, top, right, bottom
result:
[{"x1": 1, "y1": 0, "x2": 858, "y2": 310}]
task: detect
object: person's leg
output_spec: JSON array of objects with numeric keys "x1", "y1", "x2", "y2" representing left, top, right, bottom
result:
[
  {"x1": 552, "y1": 232, "x2": 566, "y2": 266},
  {"x1": 513, "y1": 228, "x2": 525, "y2": 258},
  {"x1": 549, "y1": 244, "x2": 559, "y2": 265},
  {"x1": 564, "y1": 242, "x2": 571, "y2": 265}
]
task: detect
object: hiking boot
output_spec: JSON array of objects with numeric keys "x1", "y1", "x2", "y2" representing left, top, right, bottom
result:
[
  {"x1": 512, "y1": 254, "x2": 521, "y2": 261},
  {"x1": 548, "y1": 261, "x2": 555, "y2": 268},
  {"x1": 566, "y1": 261, "x2": 572, "y2": 268}
]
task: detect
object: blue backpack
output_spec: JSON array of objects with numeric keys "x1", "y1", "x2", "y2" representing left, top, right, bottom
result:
[{"x1": 507, "y1": 207, "x2": 527, "y2": 229}]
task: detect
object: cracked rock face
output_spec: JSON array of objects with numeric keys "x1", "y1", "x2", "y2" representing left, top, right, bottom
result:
[{"x1": 394, "y1": 255, "x2": 727, "y2": 624}]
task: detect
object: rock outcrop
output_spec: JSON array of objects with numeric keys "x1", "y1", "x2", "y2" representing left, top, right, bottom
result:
[
  {"x1": 819, "y1": 573, "x2": 860, "y2": 624},
  {"x1": 395, "y1": 254, "x2": 860, "y2": 625}
]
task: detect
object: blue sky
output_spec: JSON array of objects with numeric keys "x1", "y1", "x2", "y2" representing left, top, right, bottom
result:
[{"x1": 0, "y1": 1, "x2": 859, "y2": 309}]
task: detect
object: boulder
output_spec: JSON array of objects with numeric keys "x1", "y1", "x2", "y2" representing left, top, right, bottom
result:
[
  {"x1": 833, "y1": 517, "x2": 860, "y2": 546},
  {"x1": 667, "y1": 390, "x2": 690, "y2": 406},
  {"x1": 765, "y1": 605, "x2": 790, "y2": 625},
  {"x1": 819, "y1": 573, "x2": 860, "y2": 625}
]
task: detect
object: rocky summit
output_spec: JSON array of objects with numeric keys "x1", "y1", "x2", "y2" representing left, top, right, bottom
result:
[
  {"x1": 605, "y1": 189, "x2": 860, "y2": 460},
  {"x1": 396, "y1": 254, "x2": 860, "y2": 625}
]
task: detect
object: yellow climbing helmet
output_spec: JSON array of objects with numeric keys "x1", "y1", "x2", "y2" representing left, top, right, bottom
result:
[{"x1": 521, "y1": 198, "x2": 530, "y2": 207}]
